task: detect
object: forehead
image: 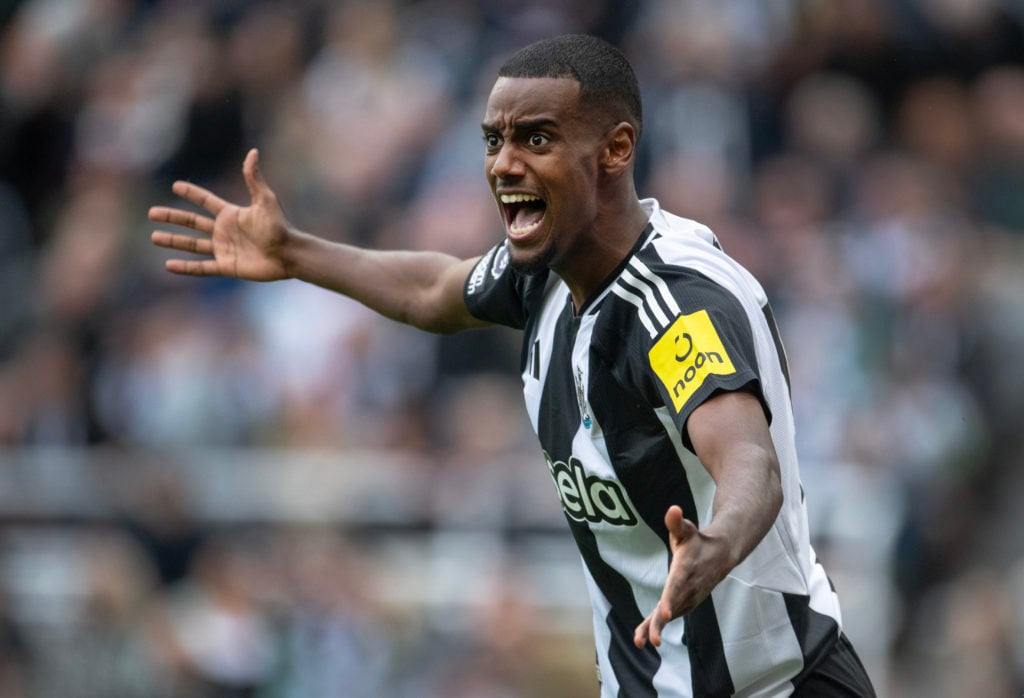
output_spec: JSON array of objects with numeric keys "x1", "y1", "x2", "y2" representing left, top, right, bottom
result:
[{"x1": 482, "y1": 76, "x2": 583, "y2": 128}]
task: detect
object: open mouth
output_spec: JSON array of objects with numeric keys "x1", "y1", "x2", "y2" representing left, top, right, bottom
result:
[{"x1": 500, "y1": 193, "x2": 547, "y2": 237}]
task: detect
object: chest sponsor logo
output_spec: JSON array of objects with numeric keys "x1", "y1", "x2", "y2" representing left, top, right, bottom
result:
[
  {"x1": 649, "y1": 309, "x2": 736, "y2": 413},
  {"x1": 544, "y1": 451, "x2": 637, "y2": 526}
]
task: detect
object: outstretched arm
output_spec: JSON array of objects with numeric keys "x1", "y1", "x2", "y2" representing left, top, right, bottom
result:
[
  {"x1": 149, "y1": 148, "x2": 488, "y2": 334},
  {"x1": 634, "y1": 389, "x2": 783, "y2": 648}
]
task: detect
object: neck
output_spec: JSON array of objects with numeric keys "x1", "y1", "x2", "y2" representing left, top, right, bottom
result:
[{"x1": 560, "y1": 193, "x2": 650, "y2": 313}]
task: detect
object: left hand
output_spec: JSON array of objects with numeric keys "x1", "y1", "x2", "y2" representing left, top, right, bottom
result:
[{"x1": 633, "y1": 505, "x2": 733, "y2": 649}]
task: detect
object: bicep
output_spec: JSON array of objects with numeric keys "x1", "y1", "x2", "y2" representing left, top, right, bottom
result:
[
  {"x1": 686, "y1": 389, "x2": 779, "y2": 484},
  {"x1": 421, "y1": 255, "x2": 492, "y2": 334}
]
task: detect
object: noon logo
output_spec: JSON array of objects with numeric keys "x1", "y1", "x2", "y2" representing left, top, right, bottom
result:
[
  {"x1": 649, "y1": 309, "x2": 736, "y2": 412},
  {"x1": 544, "y1": 451, "x2": 637, "y2": 526}
]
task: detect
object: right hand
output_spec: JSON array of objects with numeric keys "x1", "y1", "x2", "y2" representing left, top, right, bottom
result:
[
  {"x1": 633, "y1": 506, "x2": 727, "y2": 649},
  {"x1": 149, "y1": 148, "x2": 291, "y2": 281}
]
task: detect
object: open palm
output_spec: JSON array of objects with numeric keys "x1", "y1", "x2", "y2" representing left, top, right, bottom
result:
[
  {"x1": 150, "y1": 148, "x2": 290, "y2": 281},
  {"x1": 634, "y1": 505, "x2": 731, "y2": 649}
]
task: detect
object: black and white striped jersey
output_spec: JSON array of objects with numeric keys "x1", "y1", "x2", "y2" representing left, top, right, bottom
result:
[{"x1": 464, "y1": 198, "x2": 843, "y2": 697}]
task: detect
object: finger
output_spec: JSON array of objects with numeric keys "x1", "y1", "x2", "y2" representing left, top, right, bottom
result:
[
  {"x1": 649, "y1": 601, "x2": 673, "y2": 648},
  {"x1": 243, "y1": 148, "x2": 270, "y2": 203},
  {"x1": 148, "y1": 206, "x2": 215, "y2": 236},
  {"x1": 151, "y1": 231, "x2": 214, "y2": 256},
  {"x1": 171, "y1": 180, "x2": 228, "y2": 216},
  {"x1": 165, "y1": 258, "x2": 223, "y2": 276},
  {"x1": 634, "y1": 614, "x2": 652, "y2": 648}
]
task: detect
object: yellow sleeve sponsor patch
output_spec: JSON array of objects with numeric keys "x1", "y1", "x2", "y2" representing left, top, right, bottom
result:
[{"x1": 648, "y1": 310, "x2": 736, "y2": 413}]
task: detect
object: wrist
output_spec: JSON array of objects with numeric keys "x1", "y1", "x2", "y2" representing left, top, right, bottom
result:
[
  {"x1": 277, "y1": 225, "x2": 309, "y2": 280},
  {"x1": 699, "y1": 525, "x2": 745, "y2": 573}
]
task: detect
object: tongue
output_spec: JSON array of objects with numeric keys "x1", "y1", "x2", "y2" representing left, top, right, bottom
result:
[{"x1": 513, "y1": 204, "x2": 545, "y2": 229}]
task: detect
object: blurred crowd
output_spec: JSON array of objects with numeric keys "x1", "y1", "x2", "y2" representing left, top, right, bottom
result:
[{"x1": 1, "y1": 0, "x2": 1023, "y2": 695}]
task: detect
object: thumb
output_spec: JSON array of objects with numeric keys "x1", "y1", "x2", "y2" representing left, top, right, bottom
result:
[
  {"x1": 243, "y1": 148, "x2": 271, "y2": 203},
  {"x1": 665, "y1": 505, "x2": 698, "y2": 549}
]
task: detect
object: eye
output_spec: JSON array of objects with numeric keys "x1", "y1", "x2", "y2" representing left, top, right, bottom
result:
[
  {"x1": 484, "y1": 133, "x2": 502, "y2": 150},
  {"x1": 529, "y1": 133, "x2": 549, "y2": 147}
]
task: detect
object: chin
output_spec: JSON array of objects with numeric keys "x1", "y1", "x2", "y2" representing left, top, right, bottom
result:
[{"x1": 508, "y1": 244, "x2": 555, "y2": 275}]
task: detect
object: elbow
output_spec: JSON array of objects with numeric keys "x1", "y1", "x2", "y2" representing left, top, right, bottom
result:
[
  {"x1": 398, "y1": 286, "x2": 479, "y2": 335},
  {"x1": 403, "y1": 302, "x2": 477, "y2": 335},
  {"x1": 395, "y1": 296, "x2": 447, "y2": 334},
  {"x1": 419, "y1": 318, "x2": 466, "y2": 335},
  {"x1": 407, "y1": 304, "x2": 468, "y2": 335}
]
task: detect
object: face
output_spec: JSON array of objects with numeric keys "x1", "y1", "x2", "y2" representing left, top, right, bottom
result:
[{"x1": 482, "y1": 77, "x2": 607, "y2": 274}]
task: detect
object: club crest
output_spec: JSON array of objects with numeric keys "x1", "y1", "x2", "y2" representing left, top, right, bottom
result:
[{"x1": 574, "y1": 365, "x2": 592, "y2": 429}]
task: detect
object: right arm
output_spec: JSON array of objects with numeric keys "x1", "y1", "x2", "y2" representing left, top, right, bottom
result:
[
  {"x1": 149, "y1": 148, "x2": 488, "y2": 334},
  {"x1": 275, "y1": 231, "x2": 485, "y2": 334}
]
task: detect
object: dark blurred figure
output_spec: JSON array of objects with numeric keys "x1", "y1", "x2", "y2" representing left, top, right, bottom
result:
[
  {"x1": 0, "y1": 586, "x2": 35, "y2": 698},
  {"x1": 119, "y1": 469, "x2": 206, "y2": 588}
]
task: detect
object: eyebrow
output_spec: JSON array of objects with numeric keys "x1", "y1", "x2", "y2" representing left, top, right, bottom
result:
[{"x1": 481, "y1": 118, "x2": 559, "y2": 134}]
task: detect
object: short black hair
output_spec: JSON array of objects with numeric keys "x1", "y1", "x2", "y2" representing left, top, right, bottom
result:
[{"x1": 497, "y1": 34, "x2": 642, "y2": 138}]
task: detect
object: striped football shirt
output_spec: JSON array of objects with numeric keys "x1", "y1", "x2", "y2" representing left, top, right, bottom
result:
[{"x1": 463, "y1": 198, "x2": 844, "y2": 697}]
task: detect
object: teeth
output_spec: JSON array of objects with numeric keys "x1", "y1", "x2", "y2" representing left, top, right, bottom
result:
[
  {"x1": 500, "y1": 194, "x2": 542, "y2": 204},
  {"x1": 510, "y1": 220, "x2": 542, "y2": 235}
]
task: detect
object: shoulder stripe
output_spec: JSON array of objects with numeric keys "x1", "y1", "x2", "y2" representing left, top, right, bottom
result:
[
  {"x1": 628, "y1": 258, "x2": 681, "y2": 316},
  {"x1": 619, "y1": 269, "x2": 670, "y2": 327},
  {"x1": 612, "y1": 256, "x2": 688, "y2": 339},
  {"x1": 610, "y1": 284, "x2": 658, "y2": 338}
]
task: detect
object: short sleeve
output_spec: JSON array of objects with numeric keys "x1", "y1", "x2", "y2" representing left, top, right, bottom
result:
[
  {"x1": 603, "y1": 264, "x2": 769, "y2": 445},
  {"x1": 463, "y1": 240, "x2": 532, "y2": 329}
]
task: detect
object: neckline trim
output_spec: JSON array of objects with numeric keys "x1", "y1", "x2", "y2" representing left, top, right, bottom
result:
[{"x1": 575, "y1": 222, "x2": 655, "y2": 317}]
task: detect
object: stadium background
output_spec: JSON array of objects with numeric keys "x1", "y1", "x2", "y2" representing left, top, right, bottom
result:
[{"x1": 1, "y1": 0, "x2": 1023, "y2": 695}]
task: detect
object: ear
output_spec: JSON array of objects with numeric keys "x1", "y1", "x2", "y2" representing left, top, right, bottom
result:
[{"x1": 601, "y1": 122, "x2": 637, "y2": 175}]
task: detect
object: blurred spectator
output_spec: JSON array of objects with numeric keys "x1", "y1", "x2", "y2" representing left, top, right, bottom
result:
[
  {"x1": 34, "y1": 528, "x2": 179, "y2": 698},
  {"x1": 0, "y1": 585, "x2": 34, "y2": 698},
  {"x1": 150, "y1": 535, "x2": 278, "y2": 696},
  {"x1": 117, "y1": 467, "x2": 207, "y2": 588},
  {"x1": 896, "y1": 77, "x2": 976, "y2": 174},
  {"x1": 301, "y1": 1, "x2": 453, "y2": 211},
  {"x1": 971, "y1": 64, "x2": 1024, "y2": 231},
  {"x1": 265, "y1": 527, "x2": 394, "y2": 697}
]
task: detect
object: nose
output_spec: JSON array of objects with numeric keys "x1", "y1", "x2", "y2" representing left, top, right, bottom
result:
[{"x1": 489, "y1": 143, "x2": 525, "y2": 181}]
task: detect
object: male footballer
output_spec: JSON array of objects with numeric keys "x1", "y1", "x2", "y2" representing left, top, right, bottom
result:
[{"x1": 151, "y1": 34, "x2": 875, "y2": 697}]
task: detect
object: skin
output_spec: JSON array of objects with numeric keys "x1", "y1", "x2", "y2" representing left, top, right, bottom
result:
[
  {"x1": 481, "y1": 77, "x2": 648, "y2": 310},
  {"x1": 150, "y1": 75, "x2": 783, "y2": 654},
  {"x1": 634, "y1": 389, "x2": 782, "y2": 649},
  {"x1": 150, "y1": 148, "x2": 483, "y2": 334}
]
